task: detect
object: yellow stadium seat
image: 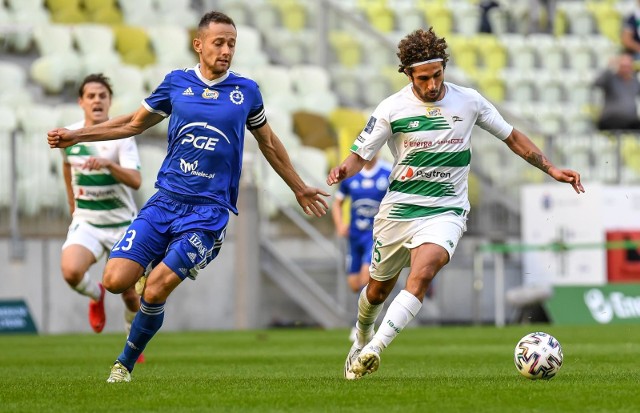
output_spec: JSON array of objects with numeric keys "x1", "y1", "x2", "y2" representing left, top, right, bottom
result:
[
  {"x1": 329, "y1": 31, "x2": 363, "y2": 68},
  {"x1": 424, "y1": 5, "x2": 453, "y2": 36},
  {"x1": 365, "y1": 6, "x2": 396, "y2": 33},
  {"x1": 90, "y1": 6, "x2": 123, "y2": 25},
  {"x1": 51, "y1": 7, "x2": 88, "y2": 23},
  {"x1": 277, "y1": 1, "x2": 307, "y2": 32},
  {"x1": 113, "y1": 25, "x2": 156, "y2": 67},
  {"x1": 475, "y1": 72, "x2": 505, "y2": 102},
  {"x1": 329, "y1": 107, "x2": 367, "y2": 159},
  {"x1": 45, "y1": 0, "x2": 80, "y2": 13},
  {"x1": 83, "y1": 0, "x2": 117, "y2": 13}
]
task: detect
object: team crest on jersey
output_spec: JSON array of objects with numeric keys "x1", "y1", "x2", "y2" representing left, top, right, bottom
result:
[
  {"x1": 202, "y1": 88, "x2": 219, "y2": 99},
  {"x1": 425, "y1": 107, "x2": 441, "y2": 117},
  {"x1": 230, "y1": 86, "x2": 244, "y2": 105}
]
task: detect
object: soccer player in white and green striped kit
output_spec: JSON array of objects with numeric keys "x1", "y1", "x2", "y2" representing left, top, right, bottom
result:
[
  {"x1": 327, "y1": 27, "x2": 585, "y2": 380},
  {"x1": 60, "y1": 74, "x2": 143, "y2": 345}
]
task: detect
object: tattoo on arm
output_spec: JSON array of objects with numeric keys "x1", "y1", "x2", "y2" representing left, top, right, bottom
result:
[{"x1": 524, "y1": 151, "x2": 550, "y2": 173}]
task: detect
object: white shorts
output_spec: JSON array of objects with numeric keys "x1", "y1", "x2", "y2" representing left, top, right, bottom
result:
[
  {"x1": 62, "y1": 218, "x2": 127, "y2": 261},
  {"x1": 369, "y1": 213, "x2": 467, "y2": 282}
]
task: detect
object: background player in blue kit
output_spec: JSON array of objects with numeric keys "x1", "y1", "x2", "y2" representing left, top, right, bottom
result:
[
  {"x1": 47, "y1": 11, "x2": 329, "y2": 383},
  {"x1": 331, "y1": 155, "x2": 391, "y2": 341}
]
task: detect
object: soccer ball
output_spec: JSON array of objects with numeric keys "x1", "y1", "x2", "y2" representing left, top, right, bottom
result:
[{"x1": 514, "y1": 332, "x2": 563, "y2": 380}]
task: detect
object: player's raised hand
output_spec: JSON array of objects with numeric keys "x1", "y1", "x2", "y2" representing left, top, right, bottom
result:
[
  {"x1": 326, "y1": 164, "x2": 348, "y2": 186},
  {"x1": 47, "y1": 128, "x2": 78, "y2": 149},
  {"x1": 295, "y1": 186, "x2": 330, "y2": 217},
  {"x1": 548, "y1": 167, "x2": 585, "y2": 194}
]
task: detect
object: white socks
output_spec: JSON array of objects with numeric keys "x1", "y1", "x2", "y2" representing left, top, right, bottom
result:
[
  {"x1": 372, "y1": 289, "x2": 422, "y2": 349},
  {"x1": 355, "y1": 286, "x2": 383, "y2": 347},
  {"x1": 73, "y1": 272, "x2": 102, "y2": 301}
]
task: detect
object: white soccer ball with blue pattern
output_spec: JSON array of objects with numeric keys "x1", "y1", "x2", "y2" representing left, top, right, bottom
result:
[{"x1": 514, "y1": 332, "x2": 563, "y2": 380}]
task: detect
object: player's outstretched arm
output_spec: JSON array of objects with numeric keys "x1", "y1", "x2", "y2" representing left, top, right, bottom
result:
[
  {"x1": 503, "y1": 128, "x2": 585, "y2": 194},
  {"x1": 327, "y1": 153, "x2": 367, "y2": 186},
  {"x1": 251, "y1": 123, "x2": 329, "y2": 217},
  {"x1": 47, "y1": 107, "x2": 164, "y2": 149}
]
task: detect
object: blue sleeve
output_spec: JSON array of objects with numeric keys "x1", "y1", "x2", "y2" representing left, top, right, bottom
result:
[
  {"x1": 143, "y1": 72, "x2": 173, "y2": 117},
  {"x1": 338, "y1": 179, "x2": 350, "y2": 197},
  {"x1": 246, "y1": 83, "x2": 266, "y2": 130}
]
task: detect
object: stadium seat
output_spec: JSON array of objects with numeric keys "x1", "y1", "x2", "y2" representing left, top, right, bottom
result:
[
  {"x1": 558, "y1": 1, "x2": 595, "y2": 36},
  {"x1": 528, "y1": 34, "x2": 565, "y2": 71},
  {"x1": 296, "y1": 90, "x2": 339, "y2": 116},
  {"x1": 251, "y1": 2, "x2": 281, "y2": 33},
  {"x1": 142, "y1": 63, "x2": 178, "y2": 92},
  {"x1": 146, "y1": 25, "x2": 195, "y2": 67},
  {"x1": 266, "y1": 106, "x2": 294, "y2": 136},
  {"x1": 500, "y1": 34, "x2": 537, "y2": 70},
  {"x1": 30, "y1": 54, "x2": 82, "y2": 94},
  {"x1": 233, "y1": 25, "x2": 269, "y2": 69},
  {"x1": 476, "y1": 73, "x2": 506, "y2": 102},
  {"x1": 361, "y1": 71, "x2": 392, "y2": 107},
  {"x1": 103, "y1": 64, "x2": 147, "y2": 101},
  {"x1": 89, "y1": 5, "x2": 123, "y2": 25},
  {"x1": 32, "y1": 24, "x2": 75, "y2": 56},
  {"x1": 423, "y1": 4, "x2": 453, "y2": 37},
  {"x1": 83, "y1": 0, "x2": 117, "y2": 14},
  {"x1": 452, "y1": 2, "x2": 480, "y2": 36},
  {"x1": 329, "y1": 31, "x2": 363, "y2": 68},
  {"x1": 265, "y1": 28, "x2": 312, "y2": 65},
  {"x1": 137, "y1": 144, "x2": 165, "y2": 201},
  {"x1": 57, "y1": 103, "x2": 84, "y2": 127},
  {"x1": 16, "y1": 104, "x2": 61, "y2": 136},
  {"x1": 113, "y1": 25, "x2": 156, "y2": 67},
  {"x1": 73, "y1": 23, "x2": 115, "y2": 56},
  {"x1": 153, "y1": 0, "x2": 198, "y2": 26},
  {"x1": 329, "y1": 66, "x2": 363, "y2": 105},
  {"x1": 364, "y1": 5, "x2": 396, "y2": 33},
  {"x1": 80, "y1": 51, "x2": 121, "y2": 78},
  {"x1": 289, "y1": 64, "x2": 331, "y2": 95},
  {"x1": 277, "y1": 1, "x2": 308, "y2": 32},
  {"x1": 117, "y1": 0, "x2": 156, "y2": 26},
  {"x1": 216, "y1": 0, "x2": 251, "y2": 25},
  {"x1": 254, "y1": 64, "x2": 295, "y2": 99}
]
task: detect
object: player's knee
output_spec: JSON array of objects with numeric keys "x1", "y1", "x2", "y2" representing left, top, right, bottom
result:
[
  {"x1": 366, "y1": 285, "x2": 390, "y2": 305},
  {"x1": 142, "y1": 283, "x2": 169, "y2": 304},
  {"x1": 60, "y1": 264, "x2": 83, "y2": 287},
  {"x1": 102, "y1": 269, "x2": 129, "y2": 294}
]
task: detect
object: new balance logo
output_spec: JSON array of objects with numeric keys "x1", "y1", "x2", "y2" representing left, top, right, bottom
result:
[{"x1": 182, "y1": 87, "x2": 194, "y2": 96}]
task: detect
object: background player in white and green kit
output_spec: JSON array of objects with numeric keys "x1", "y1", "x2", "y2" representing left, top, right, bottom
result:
[
  {"x1": 60, "y1": 74, "x2": 143, "y2": 341},
  {"x1": 327, "y1": 28, "x2": 585, "y2": 380}
]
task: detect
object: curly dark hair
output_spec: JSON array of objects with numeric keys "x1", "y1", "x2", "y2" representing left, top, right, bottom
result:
[
  {"x1": 78, "y1": 73, "x2": 113, "y2": 98},
  {"x1": 397, "y1": 27, "x2": 449, "y2": 75}
]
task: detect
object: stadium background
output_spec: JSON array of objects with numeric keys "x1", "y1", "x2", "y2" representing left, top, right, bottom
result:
[{"x1": 0, "y1": 0, "x2": 639, "y2": 334}]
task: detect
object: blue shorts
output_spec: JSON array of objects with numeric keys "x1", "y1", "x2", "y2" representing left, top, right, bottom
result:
[
  {"x1": 110, "y1": 190, "x2": 229, "y2": 280},
  {"x1": 346, "y1": 231, "x2": 374, "y2": 275}
]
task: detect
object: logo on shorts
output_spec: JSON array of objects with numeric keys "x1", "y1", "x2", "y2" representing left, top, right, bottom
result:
[
  {"x1": 446, "y1": 240, "x2": 454, "y2": 248},
  {"x1": 188, "y1": 234, "x2": 207, "y2": 258},
  {"x1": 187, "y1": 252, "x2": 197, "y2": 263}
]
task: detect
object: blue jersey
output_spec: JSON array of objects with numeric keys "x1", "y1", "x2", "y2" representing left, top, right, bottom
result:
[
  {"x1": 143, "y1": 65, "x2": 266, "y2": 214},
  {"x1": 336, "y1": 161, "x2": 391, "y2": 236}
]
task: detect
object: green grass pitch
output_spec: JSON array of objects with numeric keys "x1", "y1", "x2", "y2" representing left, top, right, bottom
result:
[{"x1": 1, "y1": 324, "x2": 639, "y2": 412}]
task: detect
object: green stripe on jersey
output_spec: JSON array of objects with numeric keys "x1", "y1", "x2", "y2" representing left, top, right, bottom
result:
[
  {"x1": 391, "y1": 116, "x2": 451, "y2": 133},
  {"x1": 400, "y1": 149, "x2": 471, "y2": 167},
  {"x1": 89, "y1": 220, "x2": 132, "y2": 228},
  {"x1": 65, "y1": 144, "x2": 95, "y2": 157},
  {"x1": 388, "y1": 203, "x2": 465, "y2": 219},
  {"x1": 389, "y1": 180, "x2": 456, "y2": 197},
  {"x1": 77, "y1": 174, "x2": 118, "y2": 186},
  {"x1": 77, "y1": 198, "x2": 126, "y2": 210}
]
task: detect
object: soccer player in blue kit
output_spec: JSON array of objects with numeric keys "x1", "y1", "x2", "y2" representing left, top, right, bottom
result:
[
  {"x1": 331, "y1": 156, "x2": 391, "y2": 341},
  {"x1": 47, "y1": 11, "x2": 329, "y2": 383}
]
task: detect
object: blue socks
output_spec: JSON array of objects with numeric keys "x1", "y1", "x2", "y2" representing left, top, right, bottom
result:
[{"x1": 117, "y1": 298, "x2": 164, "y2": 372}]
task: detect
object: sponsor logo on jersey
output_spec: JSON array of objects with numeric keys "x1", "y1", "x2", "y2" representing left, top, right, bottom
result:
[
  {"x1": 78, "y1": 188, "x2": 116, "y2": 198},
  {"x1": 179, "y1": 122, "x2": 231, "y2": 152},
  {"x1": 408, "y1": 120, "x2": 420, "y2": 129},
  {"x1": 230, "y1": 86, "x2": 244, "y2": 104},
  {"x1": 202, "y1": 88, "x2": 218, "y2": 99},
  {"x1": 364, "y1": 116, "x2": 377, "y2": 134},
  {"x1": 403, "y1": 138, "x2": 464, "y2": 149},
  {"x1": 179, "y1": 158, "x2": 215, "y2": 179},
  {"x1": 400, "y1": 167, "x2": 451, "y2": 181},
  {"x1": 425, "y1": 107, "x2": 441, "y2": 117},
  {"x1": 183, "y1": 87, "x2": 194, "y2": 96},
  {"x1": 452, "y1": 115, "x2": 463, "y2": 123}
]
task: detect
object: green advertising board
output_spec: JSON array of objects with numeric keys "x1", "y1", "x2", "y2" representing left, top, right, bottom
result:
[
  {"x1": 0, "y1": 300, "x2": 37, "y2": 334},
  {"x1": 545, "y1": 284, "x2": 640, "y2": 325}
]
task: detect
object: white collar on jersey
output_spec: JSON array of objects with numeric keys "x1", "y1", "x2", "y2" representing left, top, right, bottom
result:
[{"x1": 193, "y1": 64, "x2": 230, "y2": 86}]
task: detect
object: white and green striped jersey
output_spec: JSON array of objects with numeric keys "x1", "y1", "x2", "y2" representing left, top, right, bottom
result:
[
  {"x1": 351, "y1": 82, "x2": 513, "y2": 221},
  {"x1": 62, "y1": 121, "x2": 140, "y2": 228}
]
